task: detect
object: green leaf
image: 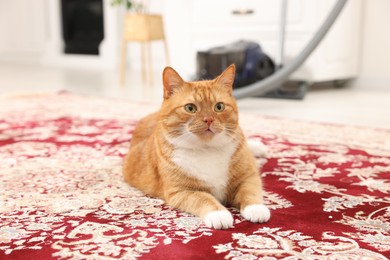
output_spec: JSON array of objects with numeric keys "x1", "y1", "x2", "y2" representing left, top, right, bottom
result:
[{"x1": 126, "y1": 0, "x2": 133, "y2": 10}]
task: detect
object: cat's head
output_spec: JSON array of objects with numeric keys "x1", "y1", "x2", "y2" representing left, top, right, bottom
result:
[{"x1": 160, "y1": 65, "x2": 239, "y2": 148}]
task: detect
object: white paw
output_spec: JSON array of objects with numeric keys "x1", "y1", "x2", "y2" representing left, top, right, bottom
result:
[
  {"x1": 203, "y1": 210, "x2": 234, "y2": 229},
  {"x1": 241, "y1": 204, "x2": 271, "y2": 223},
  {"x1": 247, "y1": 139, "x2": 268, "y2": 157}
]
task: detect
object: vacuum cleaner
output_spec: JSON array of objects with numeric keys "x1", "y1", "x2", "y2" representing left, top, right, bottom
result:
[
  {"x1": 196, "y1": 0, "x2": 348, "y2": 99},
  {"x1": 196, "y1": 41, "x2": 275, "y2": 88}
]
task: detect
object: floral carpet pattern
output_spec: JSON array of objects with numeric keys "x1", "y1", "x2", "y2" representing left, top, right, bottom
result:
[{"x1": 0, "y1": 92, "x2": 389, "y2": 259}]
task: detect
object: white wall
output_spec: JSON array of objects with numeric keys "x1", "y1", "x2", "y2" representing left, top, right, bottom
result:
[
  {"x1": 0, "y1": 0, "x2": 48, "y2": 62},
  {"x1": 0, "y1": 0, "x2": 389, "y2": 90},
  {"x1": 352, "y1": 0, "x2": 390, "y2": 90}
]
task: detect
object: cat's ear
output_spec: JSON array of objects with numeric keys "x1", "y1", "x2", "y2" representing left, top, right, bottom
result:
[
  {"x1": 215, "y1": 64, "x2": 236, "y2": 94},
  {"x1": 163, "y1": 67, "x2": 184, "y2": 99}
]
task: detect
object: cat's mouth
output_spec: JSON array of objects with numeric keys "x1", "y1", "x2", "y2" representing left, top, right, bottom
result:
[
  {"x1": 199, "y1": 127, "x2": 216, "y2": 137},
  {"x1": 190, "y1": 125, "x2": 221, "y2": 139}
]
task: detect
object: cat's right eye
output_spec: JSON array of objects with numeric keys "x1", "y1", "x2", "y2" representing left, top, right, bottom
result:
[{"x1": 184, "y1": 103, "x2": 197, "y2": 113}]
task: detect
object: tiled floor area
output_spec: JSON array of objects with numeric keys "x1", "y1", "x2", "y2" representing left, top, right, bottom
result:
[{"x1": 1, "y1": 62, "x2": 389, "y2": 129}]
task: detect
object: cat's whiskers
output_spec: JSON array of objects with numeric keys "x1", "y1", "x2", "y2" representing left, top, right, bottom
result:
[
  {"x1": 224, "y1": 130, "x2": 241, "y2": 144},
  {"x1": 167, "y1": 131, "x2": 194, "y2": 147},
  {"x1": 223, "y1": 123, "x2": 238, "y2": 131}
]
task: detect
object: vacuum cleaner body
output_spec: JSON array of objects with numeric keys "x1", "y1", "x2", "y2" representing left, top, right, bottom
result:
[{"x1": 196, "y1": 40, "x2": 275, "y2": 88}]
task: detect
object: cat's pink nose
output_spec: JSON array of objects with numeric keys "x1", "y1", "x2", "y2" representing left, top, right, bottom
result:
[{"x1": 203, "y1": 117, "x2": 214, "y2": 126}]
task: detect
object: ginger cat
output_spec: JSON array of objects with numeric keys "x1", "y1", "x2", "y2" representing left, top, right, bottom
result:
[{"x1": 123, "y1": 65, "x2": 270, "y2": 229}]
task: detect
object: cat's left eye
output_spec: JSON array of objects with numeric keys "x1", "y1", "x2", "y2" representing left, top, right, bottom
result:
[
  {"x1": 184, "y1": 103, "x2": 197, "y2": 113},
  {"x1": 214, "y1": 102, "x2": 225, "y2": 112}
]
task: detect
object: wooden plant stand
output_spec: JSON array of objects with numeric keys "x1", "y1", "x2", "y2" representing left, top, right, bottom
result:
[{"x1": 120, "y1": 14, "x2": 170, "y2": 86}]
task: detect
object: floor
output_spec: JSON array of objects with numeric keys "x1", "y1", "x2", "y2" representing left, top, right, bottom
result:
[{"x1": 1, "y1": 62, "x2": 389, "y2": 129}]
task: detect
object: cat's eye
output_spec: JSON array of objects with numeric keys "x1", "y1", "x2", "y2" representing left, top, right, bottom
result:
[
  {"x1": 184, "y1": 103, "x2": 197, "y2": 113},
  {"x1": 214, "y1": 102, "x2": 225, "y2": 112}
]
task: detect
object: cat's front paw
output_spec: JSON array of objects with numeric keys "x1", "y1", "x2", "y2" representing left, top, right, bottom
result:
[
  {"x1": 203, "y1": 210, "x2": 234, "y2": 229},
  {"x1": 241, "y1": 204, "x2": 271, "y2": 223}
]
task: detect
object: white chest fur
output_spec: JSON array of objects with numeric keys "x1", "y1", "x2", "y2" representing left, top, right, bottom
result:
[{"x1": 171, "y1": 142, "x2": 237, "y2": 202}]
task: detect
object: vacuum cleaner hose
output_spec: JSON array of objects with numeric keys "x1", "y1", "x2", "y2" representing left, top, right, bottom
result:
[{"x1": 233, "y1": 0, "x2": 348, "y2": 99}]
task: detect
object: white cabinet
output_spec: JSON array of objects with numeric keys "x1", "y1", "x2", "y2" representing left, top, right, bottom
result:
[{"x1": 164, "y1": 0, "x2": 362, "y2": 82}]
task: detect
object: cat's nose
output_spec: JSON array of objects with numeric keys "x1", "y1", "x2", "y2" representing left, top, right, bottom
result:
[{"x1": 203, "y1": 117, "x2": 214, "y2": 126}]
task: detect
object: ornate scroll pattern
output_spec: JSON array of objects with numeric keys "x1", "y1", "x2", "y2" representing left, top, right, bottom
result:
[{"x1": 0, "y1": 93, "x2": 389, "y2": 259}]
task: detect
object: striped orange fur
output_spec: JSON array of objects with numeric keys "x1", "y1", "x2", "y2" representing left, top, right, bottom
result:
[{"x1": 123, "y1": 65, "x2": 270, "y2": 229}]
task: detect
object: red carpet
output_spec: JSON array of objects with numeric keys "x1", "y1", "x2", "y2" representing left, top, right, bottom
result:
[{"x1": 0, "y1": 93, "x2": 389, "y2": 259}]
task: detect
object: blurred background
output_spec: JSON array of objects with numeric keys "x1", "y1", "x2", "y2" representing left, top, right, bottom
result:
[{"x1": 0, "y1": 0, "x2": 389, "y2": 128}]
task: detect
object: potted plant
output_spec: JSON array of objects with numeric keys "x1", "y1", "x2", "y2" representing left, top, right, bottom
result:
[
  {"x1": 111, "y1": 0, "x2": 164, "y2": 41},
  {"x1": 112, "y1": 0, "x2": 169, "y2": 85},
  {"x1": 111, "y1": 0, "x2": 146, "y2": 13}
]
